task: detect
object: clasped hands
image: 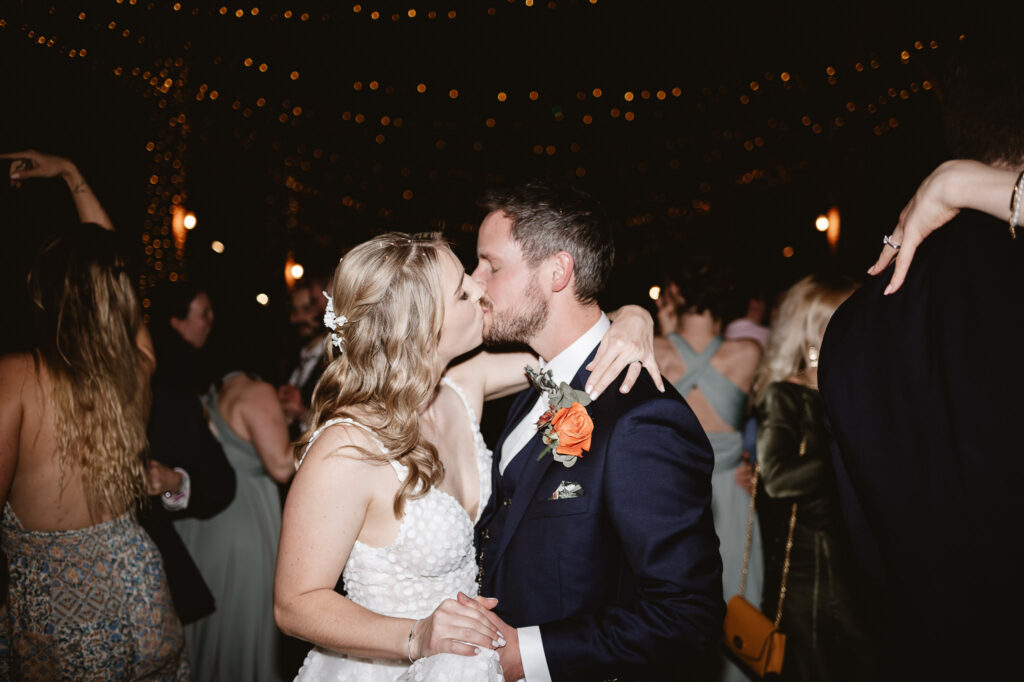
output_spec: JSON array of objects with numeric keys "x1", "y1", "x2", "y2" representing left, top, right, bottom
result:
[{"x1": 412, "y1": 592, "x2": 522, "y2": 679}]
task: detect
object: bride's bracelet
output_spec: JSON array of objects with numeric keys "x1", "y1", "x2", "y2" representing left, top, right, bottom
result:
[{"x1": 407, "y1": 618, "x2": 422, "y2": 663}]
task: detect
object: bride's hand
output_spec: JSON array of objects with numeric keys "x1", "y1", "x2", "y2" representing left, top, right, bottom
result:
[
  {"x1": 585, "y1": 304, "x2": 665, "y2": 399},
  {"x1": 411, "y1": 594, "x2": 503, "y2": 659}
]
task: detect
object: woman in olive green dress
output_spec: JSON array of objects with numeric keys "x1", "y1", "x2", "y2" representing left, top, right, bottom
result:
[{"x1": 751, "y1": 275, "x2": 874, "y2": 682}]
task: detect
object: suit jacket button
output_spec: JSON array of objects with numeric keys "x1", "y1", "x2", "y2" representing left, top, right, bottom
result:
[
  {"x1": 481, "y1": 529, "x2": 490, "y2": 541},
  {"x1": 503, "y1": 498, "x2": 512, "y2": 508}
]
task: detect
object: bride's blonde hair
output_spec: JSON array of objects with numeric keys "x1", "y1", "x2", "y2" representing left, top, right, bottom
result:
[
  {"x1": 752, "y1": 274, "x2": 855, "y2": 404},
  {"x1": 296, "y1": 232, "x2": 451, "y2": 516}
]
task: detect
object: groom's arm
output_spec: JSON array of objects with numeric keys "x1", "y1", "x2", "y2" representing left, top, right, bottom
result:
[{"x1": 538, "y1": 394, "x2": 724, "y2": 680}]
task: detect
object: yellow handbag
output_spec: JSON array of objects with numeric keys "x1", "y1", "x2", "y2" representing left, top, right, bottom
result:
[{"x1": 722, "y1": 465, "x2": 797, "y2": 677}]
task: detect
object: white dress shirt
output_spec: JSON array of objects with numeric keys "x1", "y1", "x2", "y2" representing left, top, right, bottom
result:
[{"x1": 498, "y1": 313, "x2": 610, "y2": 682}]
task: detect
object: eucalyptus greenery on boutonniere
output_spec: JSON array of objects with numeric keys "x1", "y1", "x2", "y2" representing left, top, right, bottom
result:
[{"x1": 526, "y1": 366, "x2": 594, "y2": 468}]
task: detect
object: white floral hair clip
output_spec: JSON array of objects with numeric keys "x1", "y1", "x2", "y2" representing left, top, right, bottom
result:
[{"x1": 322, "y1": 291, "x2": 348, "y2": 351}]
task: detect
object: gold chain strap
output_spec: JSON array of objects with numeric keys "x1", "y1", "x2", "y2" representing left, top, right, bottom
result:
[
  {"x1": 739, "y1": 464, "x2": 798, "y2": 628},
  {"x1": 774, "y1": 502, "x2": 798, "y2": 627},
  {"x1": 738, "y1": 464, "x2": 760, "y2": 596}
]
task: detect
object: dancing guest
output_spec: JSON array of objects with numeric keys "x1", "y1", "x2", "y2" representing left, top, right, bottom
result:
[
  {"x1": 819, "y1": 38, "x2": 1024, "y2": 679},
  {"x1": 652, "y1": 256, "x2": 762, "y2": 682},
  {"x1": 159, "y1": 288, "x2": 294, "y2": 681},
  {"x1": 752, "y1": 275, "x2": 873, "y2": 682},
  {"x1": 275, "y1": 231, "x2": 662, "y2": 680},
  {"x1": 0, "y1": 150, "x2": 188, "y2": 679}
]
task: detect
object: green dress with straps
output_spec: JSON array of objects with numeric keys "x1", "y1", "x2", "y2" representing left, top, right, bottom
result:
[
  {"x1": 174, "y1": 377, "x2": 283, "y2": 681},
  {"x1": 668, "y1": 334, "x2": 762, "y2": 682}
]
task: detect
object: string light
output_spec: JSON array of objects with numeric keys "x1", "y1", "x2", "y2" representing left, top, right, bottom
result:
[{"x1": 9, "y1": 3, "x2": 963, "y2": 284}]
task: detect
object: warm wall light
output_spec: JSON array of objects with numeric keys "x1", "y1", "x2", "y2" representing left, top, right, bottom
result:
[
  {"x1": 284, "y1": 255, "x2": 303, "y2": 288},
  {"x1": 211, "y1": 240, "x2": 225, "y2": 253},
  {"x1": 648, "y1": 285, "x2": 661, "y2": 301},
  {"x1": 826, "y1": 206, "x2": 841, "y2": 251},
  {"x1": 256, "y1": 293, "x2": 269, "y2": 306},
  {"x1": 183, "y1": 211, "x2": 197, "y2": 229},
  {"x1": 171, "y1": 205, "x2": 187, "y2": 250},
  {"x1": 815, "y1": 214, "x2": 830, "y2": 232}
]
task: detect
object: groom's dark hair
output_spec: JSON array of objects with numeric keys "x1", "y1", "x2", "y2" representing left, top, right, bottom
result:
[{"x1": 479, "y1": 181, "x2": 614, "y2": 304}]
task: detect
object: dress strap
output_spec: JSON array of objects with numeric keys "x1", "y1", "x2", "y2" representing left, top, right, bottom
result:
[
  {"x1": 668, "y1": 334, "x2": 723, "y2": 395},
  {"x1": 668, "y1": 334, "x2": 748, "y2": 430},
  {"x1": 440, "y1": 377, "x2": 480, "y2": 427},
  {"x1": 297, "y1": 417, "x2": 392, "y2": 471}
]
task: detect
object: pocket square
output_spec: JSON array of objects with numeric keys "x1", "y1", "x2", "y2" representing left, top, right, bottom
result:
[{"x1": 551, "y1": 481, "x2": 583, "y2": 500}]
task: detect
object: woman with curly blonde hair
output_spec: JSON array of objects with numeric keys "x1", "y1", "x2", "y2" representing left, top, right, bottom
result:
[
  {"x1": 275, "y1": 231, "x2": 658, "y2": 681},
  {"x1": 751, "y1": 274, "x2": 872, "y2": 681},
  {"x1": 0, "y1": 151, "x2": 188, "y2": 680}
]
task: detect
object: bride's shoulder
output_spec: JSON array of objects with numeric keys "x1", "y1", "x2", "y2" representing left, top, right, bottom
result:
[{"x1": 301, "y1": 418, "x2": 390, "y2": 469}]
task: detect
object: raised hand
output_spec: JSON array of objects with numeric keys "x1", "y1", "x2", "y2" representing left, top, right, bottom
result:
[
  {"x1": 0, "y1": 150, "x2": 113, "y2": 229},
  {"x1": 868, "y1": 159, "x2": 1019, "y2": 295},
  {"x1": 0, "y1": 149, "x2": 77, "y2": 188},
  {"x1": 410, "y1": 592, "x2": 502, "y2": 660},
  {"x1": 585, "y1": 304, "x2": 665, "y2": 398}
]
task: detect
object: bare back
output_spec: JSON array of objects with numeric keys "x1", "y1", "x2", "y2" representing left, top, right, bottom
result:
[
  {"x1": 212, "y1": 372, "x2": 294, "y2": 484},
  {"x1": 0, "y1": 354, "x2": 120, "y2": 530},
  {"x1": 654, "y1": 335, "x2": 760, "y2": 433}
]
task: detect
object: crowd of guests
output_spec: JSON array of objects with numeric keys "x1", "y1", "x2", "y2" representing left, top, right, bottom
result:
[{"x1": 0, "y1": 42, "x2": 1021, "y2": 682}]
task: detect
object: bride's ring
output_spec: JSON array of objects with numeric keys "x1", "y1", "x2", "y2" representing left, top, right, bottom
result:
[
  {"x1": 883, "y1": 234, "x2": 901, "y2": 250},
  {"x1": 630, "y1": 358, "x2": 641, "y2": 364}
]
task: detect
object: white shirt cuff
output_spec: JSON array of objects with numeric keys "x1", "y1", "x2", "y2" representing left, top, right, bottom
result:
[
  {"x1": 518, "y1": 626, "x2": 552, "y2": 682},
  {"x1": 160, "y1": 468, "x2": 191, "y2": 511}
]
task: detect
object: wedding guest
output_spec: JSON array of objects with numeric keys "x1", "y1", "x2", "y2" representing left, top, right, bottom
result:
[
  {"x1": 652, "y1": 256, "x2": 762, "y2": 682},
  {"x1": 162, "y1": 289, "x2": 294, "y2": 681},
  {"x1": 278, "y1": 274, "x2": 330, "y2": 440},
  {"x1": 0, "y1": 150, "x2": 188, "y2": 679},
  {"x1": 752, "y1": 275, "x2": 874, "y2": 682},
  {"x1": 141, "y1": 283, "x2": 237, "y2": 626},
  {"x1": 723, "y1": 288, "x2": 770, "y2": 349},
  {"x1": 818, "y1": 37, "x2": 1024, "y2": 679}
]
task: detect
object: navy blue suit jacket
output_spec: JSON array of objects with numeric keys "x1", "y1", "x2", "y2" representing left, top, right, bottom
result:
[{"x1": 476, "y1": 349, "x2": 723, "y2": 681}]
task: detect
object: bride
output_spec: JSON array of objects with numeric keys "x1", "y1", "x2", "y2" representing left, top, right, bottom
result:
[{"x1": 273, "y1": 232, "x2": 658, "y2": 681}]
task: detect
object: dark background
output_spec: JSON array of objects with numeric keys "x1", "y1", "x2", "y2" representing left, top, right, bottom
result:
[{"x1": 0, "y1": 1, "x2": 987, "y2": 374}]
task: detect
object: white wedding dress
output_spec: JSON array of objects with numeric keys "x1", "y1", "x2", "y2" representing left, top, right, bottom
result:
[{"x1": 293, "y1": 378, "x2": 503, "y2": 682}]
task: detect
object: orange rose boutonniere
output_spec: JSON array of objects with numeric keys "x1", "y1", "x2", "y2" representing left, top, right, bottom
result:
[{"x1": 526, "y1": 367, "x2": 595, "y2": 468}]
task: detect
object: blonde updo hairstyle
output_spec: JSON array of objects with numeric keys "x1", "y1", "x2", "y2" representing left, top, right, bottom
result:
[
  {"x1": 296, "y1": 232, "x2": 451, "y2": 516},
  {"x1": 752, "y1": 274, "x2": 855, "y2": 404}
]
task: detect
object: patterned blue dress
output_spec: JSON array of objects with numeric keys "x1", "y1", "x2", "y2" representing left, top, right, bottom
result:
[{"x1": 0, "y1": 503, "x2": 189, "y2": 680}]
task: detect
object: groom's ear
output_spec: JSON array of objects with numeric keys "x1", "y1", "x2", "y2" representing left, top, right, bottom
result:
[{"x1": 549, "y1": 251, "x2": 574, "y2": 293}]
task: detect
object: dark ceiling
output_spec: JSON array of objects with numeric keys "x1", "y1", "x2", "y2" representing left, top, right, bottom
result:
[{"x1": 0, "y1": 0, "x2": 981, "y2": 360}]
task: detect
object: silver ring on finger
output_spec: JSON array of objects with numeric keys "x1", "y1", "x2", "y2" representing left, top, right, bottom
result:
[{"x1": 883, "y1": 234, "x2": 901, "y2": 250}]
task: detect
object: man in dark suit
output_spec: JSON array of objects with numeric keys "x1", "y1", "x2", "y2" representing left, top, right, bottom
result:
[
  {"x1": 278, "y1": 276, "x2": 330, "y2": 441},
  {"x1": 472, "y1": 182, "x2": 723, "y2": 681},
  {"x1": 140, "y1": 378, "x2": 237, "y2": 625}
]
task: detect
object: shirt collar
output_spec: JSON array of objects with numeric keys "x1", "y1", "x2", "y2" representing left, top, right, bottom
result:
[{"x1": 540, "y1": 313, "x2": 610, "y2": 385}]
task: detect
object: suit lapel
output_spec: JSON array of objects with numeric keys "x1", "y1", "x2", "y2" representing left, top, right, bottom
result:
[{"x1": 492, "y1": 347, "x2": 598, "y2": 567}]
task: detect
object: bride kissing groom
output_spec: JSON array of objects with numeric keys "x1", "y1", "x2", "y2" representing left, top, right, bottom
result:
[{"x1": 274, "y1": 181, "x2": 723, "y2": 682}]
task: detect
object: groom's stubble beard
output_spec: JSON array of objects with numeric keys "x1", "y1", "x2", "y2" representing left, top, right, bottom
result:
[{"x1": 481, "y1": 274, "x2": 549, "y2": 346}]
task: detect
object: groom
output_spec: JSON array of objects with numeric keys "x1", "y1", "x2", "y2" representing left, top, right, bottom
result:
[{"x1": 472, "y1": 182, "x2": 723, "y2": 681}]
